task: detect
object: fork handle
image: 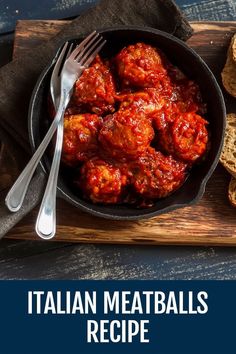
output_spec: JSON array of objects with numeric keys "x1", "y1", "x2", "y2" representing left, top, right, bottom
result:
[
  {"x1": 35, "y1": 117, "x2": 64, "y2": 239},
  {"x1": 5, "y1": 90, "x2": 68, "y2": 212}
]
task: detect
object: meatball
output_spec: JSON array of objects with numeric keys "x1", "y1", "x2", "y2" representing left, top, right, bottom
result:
[
  {"x1": 62, "y1": 114, "x2": 102, "y2": 166},
  {"x1": 159, "y1": 112, "x2": 208, "y2": 163},
  {"x1": 131, "y1": 148, "x2": 187, "y2": 199},
  {"x1": 152, "y1": 101, "x2": 180, "y2": 131},
  {"x1": 118, "y1": 88, "x2": 166, "y2": 119},
  {"x1": 173, "y1": 80, "x2": 206, "y2": 114},
  {"x1": 151, "y1": 80, "x2": 205, "y2": 132},
  {"x1": 115, "y1": 42, "x2": 171, "y2": 92},
  {"x1": 73, "y1": 55, "x2": 116, "y2": 115},
  {"x1": 78, "y1": 158, "x2": 127, "y2": 204},
  {"x1": 166, "y1": 61, "x2": 206, "y2": 114},
  {"x1": 99, "y1": 109, "x2": 154, "y2": 160}
]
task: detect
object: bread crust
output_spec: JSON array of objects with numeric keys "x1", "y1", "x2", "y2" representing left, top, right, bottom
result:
[
  {"x1": 231, "y1": 33, "x2": 236, "y2": 63},
  {"x1": 220, "y1": 113, "x2": 236, "y2": 178},
  {"x1": 228, "y1": 177, "x2": 236, "y2": 207},
  {"x1": 222, "y1": 34, "x2": 236, "y2": 97}
]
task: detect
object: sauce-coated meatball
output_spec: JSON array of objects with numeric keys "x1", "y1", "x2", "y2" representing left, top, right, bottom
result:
[
  {"x1": 166, "y1": 61, "x2": 206, "y2": 114},
  {"x1": 99, "y1": 109, "x2": 154, "y2": 160},
  {"x1": 115, "y1": 43, "x2": 171, "y2": 91},
  {"x1": 73, "y1": 55, "x2": 116, "y2": 115},
  {"x1": 62, "y1": 114, "x2": 102, "y2": 166},
  {"x1": 159, "y1": 112, "x2": 208, "y2": 163},
  {"x1": 78, "y1": 158, "x2": 127, "y2": 203},
  {"x1": 118, "y1": 88, "x2": 166, "y2": 119},
  {"x1": 172, "y1": 80, "x2": 205, "y2": 114},
  {"x1": 131, "y1": 148, "x2": 187, "y2": 199}
]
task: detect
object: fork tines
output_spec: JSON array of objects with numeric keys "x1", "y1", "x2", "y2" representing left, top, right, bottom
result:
[{"x1": 69, "y1": 31, "x2": 106, "y2": 68}]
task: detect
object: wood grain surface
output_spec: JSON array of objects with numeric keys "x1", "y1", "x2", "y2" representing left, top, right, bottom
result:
[{"x1": 5, "y1": 20, "x2": 236, "y2": 246}]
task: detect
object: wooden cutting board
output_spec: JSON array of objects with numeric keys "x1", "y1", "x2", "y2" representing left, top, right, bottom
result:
[{"x1": 5, "y1": 20, "x2": 236, "y2": 245}]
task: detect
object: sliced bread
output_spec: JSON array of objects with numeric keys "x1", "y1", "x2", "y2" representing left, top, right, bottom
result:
[
  {"x1": 228, "y1": 177, "x2": 236, "y2": 207},
  {"x1": 231, "y1": 33, "x2": 236, "y2": 63},
  {"x1": 221, "y1": 34, "x2": 236, "y2": 97},
  {"x1": 220, "y1": 113, "x2": 236, "y2": 178}
]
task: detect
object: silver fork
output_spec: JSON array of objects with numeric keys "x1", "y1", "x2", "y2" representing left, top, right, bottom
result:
[
  {"x1": 51, "y1": 43, "x2": 74, "y2": 111},
  {"x1": 36, "y1": 33, "x2": 106, "y2": 239},
  {"x1": 36, "y1": 34, "x2": 105, "y2": 239},
  {"x1": 33, "y1": 42, "x2": 73, "y2": 240},
  {"x1": 5, "y1": 32, "x2": 106, "y2": 218}
]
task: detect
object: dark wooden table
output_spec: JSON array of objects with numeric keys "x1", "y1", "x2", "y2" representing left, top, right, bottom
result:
[{"x1": 1, "y1": 0, "x2": 236, "y2": 280}]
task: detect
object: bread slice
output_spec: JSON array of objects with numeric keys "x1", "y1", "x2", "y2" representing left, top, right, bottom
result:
[
  {"x1": 220, "y1": 113, "x2": 236, "y2": 178},
  {"x1": 231, "y1": 34, "x2": 236, "y2": 63},
  {"x1": 221, "y1": 34, "x2": 236, "y2": 97},
  {"x1": 228, "y1": 177, "x2": 236, "y2": 207}
]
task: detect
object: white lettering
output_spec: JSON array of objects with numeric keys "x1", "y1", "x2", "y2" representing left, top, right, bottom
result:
[
  {"x1": 166, "y1": 291, "x2": 178, "y2": 314},
  {"x1": 189, "y1": 291, "x2": 198, "y2": 314},
  {"x1": 143, "y1": 291, "x2": 153, "y2": 314},
  {"x1": 86, "y1": 320, "x2": 150, "y2": 343},
  {"x1": 128, "y1": 320, "x2": 139, "y2": 342},
  {"x1": 34, "y1": 291, "x2": 44, "y2": 314},
  {"x1": 154, "y1": 291, "x2": 166, "y2": 314},
  {"x1": 131, "y1": 291, "x2": 143, "y2": 314},
  {"x1": 197, "y1": 291, "x2": 208, "y2": 314},
  {"x1": 110, "y1": 320, "x2": 121, "y2": 343},
  {"x1": 44, "y1": 291, "x2": 56, "y2": 314},
  {"x1": 87, "y1": 320, "x2": 99, "y2": 343},
  {"x1": 85, "y1": 291, "x2": 96, "y2": 314},
  {"x1": 100, "y1": 320, "x2": 109, "y2": 343},
  {"x1": 140, "y1": 320, "x2": 149, "y2": 343},
  {"x1": 104, "y1": 291, "x2": 119, "y2": 314},
  {"x1": 179, "y1": 291, "x2": 188, "y2": 314},
  {"x1": 122, "y1": 291, "x2": 131, "y2": 314},
  {"x1": 28, "y1": 291, "x2": 32, "y2": 314},
  {"x1": 66, "y1": 291, "x2": 71, "y2": 314},
  {"x1": 57, "y1": 291, "x2": 65, "y2": 314}
]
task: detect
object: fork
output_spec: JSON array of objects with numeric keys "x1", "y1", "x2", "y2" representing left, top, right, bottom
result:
[
  {"x1": 33, "y1": 41, "x2": 73, "y2": 240},
  {"x1": 5, "y1": 32, "x2": 106, "y2": 218},
  {"x1": 36, "y1": 34, "x2": 105, "y2": 239}
]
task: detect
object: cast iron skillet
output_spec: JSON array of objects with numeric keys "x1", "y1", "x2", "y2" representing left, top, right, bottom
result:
[{"x1": 28, "y1": 26, "x2": 226, "y2": 220}]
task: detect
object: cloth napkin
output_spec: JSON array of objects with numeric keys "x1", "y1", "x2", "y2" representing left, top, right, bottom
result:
[{"x1": 0, "y1": 0, "x2": 192, "y2": 238}]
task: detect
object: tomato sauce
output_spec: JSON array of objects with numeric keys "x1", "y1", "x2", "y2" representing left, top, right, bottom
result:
[{"x1": 51, "y1": 42, "x2": 209, "y2": 206}]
